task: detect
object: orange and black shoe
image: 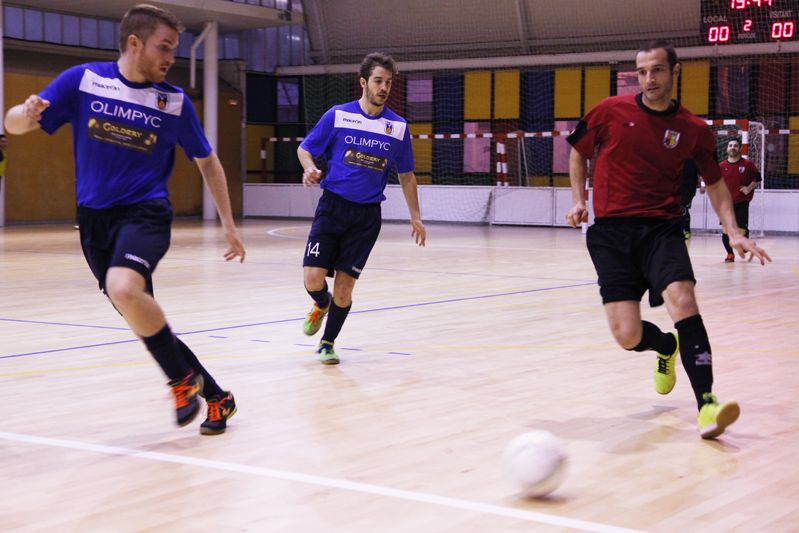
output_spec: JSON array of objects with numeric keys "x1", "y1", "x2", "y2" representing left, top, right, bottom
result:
[
  {"x1": 169, "y1": 371, "x2": 204, "y2": 427},
  {"x1": 200, "y1": 392, "x2": 237, "y2": 435}
]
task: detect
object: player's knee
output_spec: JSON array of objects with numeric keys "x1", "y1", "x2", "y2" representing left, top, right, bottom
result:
[
  {"x1": 665, "y1": 286, "x2": 698, "y2": 317},
  {"x1": 104, "y1": 276, "x2": 140, "y2": 308},
  {"x1": 609, "y1": 321, "x2": 640, "y2": 350}
]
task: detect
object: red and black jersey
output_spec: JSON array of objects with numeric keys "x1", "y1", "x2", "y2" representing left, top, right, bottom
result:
[
  {"x1": 568, "y1": 93, "x2": 721, "y2": 219},
  {"x1": 720, "y1": 158, "x2": 760, "y2": 204}
]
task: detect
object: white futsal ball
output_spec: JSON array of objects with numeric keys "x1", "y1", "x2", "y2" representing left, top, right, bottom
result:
[{"x1": 503, "y1": 430, "x2": 567, "y2": 498}]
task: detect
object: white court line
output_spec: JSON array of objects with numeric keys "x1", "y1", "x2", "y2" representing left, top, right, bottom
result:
[
  {"x1": 267, "y1": 226, "x2": 590, "y2": 253},
  {"x1": 0, "y1": 430, "x2": 643, "y2": 533}
]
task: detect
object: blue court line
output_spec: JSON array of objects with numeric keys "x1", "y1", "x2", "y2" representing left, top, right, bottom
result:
[
  {"x1": 0, "y1": 338, "x2": 139, "y2": 360},
  {"x1": 0, "y1": 317, "x2": 128, "y2": 331},
  {"x1": 0, "y1": 282, "x2": 594, "y2": 360},
  {"x1": 387, "y1": 352, "x2": 411, "y2": 356},
  {"x1": 178, "y1": 281, "x2": 595, "y2": 336}
]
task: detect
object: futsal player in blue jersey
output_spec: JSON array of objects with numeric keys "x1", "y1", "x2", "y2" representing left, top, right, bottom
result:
[
  {"x1": 297, "y1": 52, "x2": 426, "y2": 364},
  {"x1": 4, "y1": 4, "x2": 245, "y2": 434}
]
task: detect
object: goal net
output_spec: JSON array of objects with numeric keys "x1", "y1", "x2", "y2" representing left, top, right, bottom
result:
[{"x1": 260, "y1": 1, "x2": 799, "y2": 230}]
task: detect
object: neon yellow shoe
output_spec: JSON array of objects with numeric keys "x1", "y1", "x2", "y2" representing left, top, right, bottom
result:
[
  {"x1": 303, "y1": 299, "x2": 330, "y2": 336},
  {"x1": 318, "y1": 341, "x2": 339, "y2": 365},
  {"x1": 654, "y1": 332, "x2": 679, "y2": 395},
  {"x1": 698, "y1": 393, "x2": 740, "y2": 439}
]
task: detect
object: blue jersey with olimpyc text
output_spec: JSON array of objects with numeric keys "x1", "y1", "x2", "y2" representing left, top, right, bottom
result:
[
  {"x1": 300, "y1": 100, "x2": 414, "y2": 204},
  {"x1": 38, "y1": 62, "x2": 211, "y2": 209}
]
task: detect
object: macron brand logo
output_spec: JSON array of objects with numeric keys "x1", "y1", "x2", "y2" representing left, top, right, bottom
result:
[
  {"x1": 124, "y1": 253, "x2": 151, "y2": 270},
  {"x1": 92, "y1": 81, "x2": 120, "y2": 92},
  {"x1": 334, "y1": 110, "x2": 406, "y2": 141}
]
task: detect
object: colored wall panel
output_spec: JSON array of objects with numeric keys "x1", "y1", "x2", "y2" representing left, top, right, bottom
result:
[
  {"x1": 788, "y1": 116, "x2": 799, "y2": 174},
  {"x1": 464, "y1": 71, "x2": 492, "y2": 120},
  {"x1": 463, "y1": 122, "x2": 491, "y2": 173},
  {"x1": 387, "y1": 75, "x2": 406, "y2": 117},
  {"x1": 758, "y1": 60, "x2": 786, "y2": 114},
  {"x1": 246, "y1": 124, "x2": 274, "y2": 176},
  {"x1": 715, "y1": 64, "x2": 750, "y2": 117},
  {"x1": 521, "y1": 71, "x2": 553, "y2": 120},
  {"x1": 494, "y1": 70, "x2": 520, "y2": 119},
  {"x1": 410, "y1": 122, "x2": 433, "y2": 174},
  {"x1": 433, "y1": 73, "x2": 463, "y2": 127},
  {"x1": 681, "y1": 61, "x2": 710, "y2": 116},
  {"x1": 524, "y1": 120, "x2": 554, "y2": 179},
  {"x1": 616, "y1": 70, "x2": 638, "y2": 96},
  {"x1": 553, "y1": 120, "x2": 578, "y2": 174},
  {"x1": 554, "y1": 68, "x2": 582, "y2": 118},
  {"x1": 584, "y1": 67, "x2": 610, "y2": 114},
  {"x1": 303, "y1": 75, "x2": 351, "y2": 124},
  {"x1": 407, "y1": 76, "x2": 433, "y2": 121}
]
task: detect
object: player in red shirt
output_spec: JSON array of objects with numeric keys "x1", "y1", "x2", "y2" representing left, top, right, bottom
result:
[
  {"x1": 719, "y1": 139, "x2": 761, "y2": 262},
  {"x1": 566, "y1": 40, "x2": 770, "y2": 439}
]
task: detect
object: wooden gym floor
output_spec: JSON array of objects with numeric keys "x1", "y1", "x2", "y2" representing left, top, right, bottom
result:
[{"x1": 1, "y1": 219, "x2": 797, "y2": 532}]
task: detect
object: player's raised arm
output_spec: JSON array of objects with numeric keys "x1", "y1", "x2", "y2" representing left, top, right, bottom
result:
[{"x1": 4, "y1": 94, "x2": 51, "y2": 135}]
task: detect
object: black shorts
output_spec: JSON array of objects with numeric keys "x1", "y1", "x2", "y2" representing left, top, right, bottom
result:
[
  {"x1": 303, "y1": 190, "x2": 382, "y2": 279},
  {"x1": 586, "y1": 217, "x2": 695, "y2": 307},
  {"x1": 77, "y1": 198, "x2": 173, "y2": 295},
  {"x1": 734, "y1": 202, "x2": 750, "y2": 229}
]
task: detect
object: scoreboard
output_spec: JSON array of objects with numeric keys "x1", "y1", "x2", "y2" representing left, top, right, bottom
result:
[{"x1": 701, "y1": 0, "x2": 799, "y2": 43}]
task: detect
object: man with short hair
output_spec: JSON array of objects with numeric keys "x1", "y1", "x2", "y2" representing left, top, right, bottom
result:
[
  {"x1": 297, "y1": 52, "x2": 426, "y2": 365},
  {"x1": 720, "y1": 138, "x2": 761, "y2": 262},
  {"x1": 4, "y1": 4, "x2": 245, "y2": 435},
  {"x1": 566, "y1": 40, "x2": 770, "y2": 439}
]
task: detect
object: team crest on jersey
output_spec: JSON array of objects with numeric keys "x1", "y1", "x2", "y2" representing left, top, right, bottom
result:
[
  {"x1": 156, "y1": 92, "x2": 168, "y2": 110},
  {"x1": 385, "y1": 122, "x2": 393, "y2": 135},
  {"x1": 739, "y1": 167, "x2": 746, "y2": 173},
  {"x1": 663, "y1": 129, "x2": 681, "y2": 149}
]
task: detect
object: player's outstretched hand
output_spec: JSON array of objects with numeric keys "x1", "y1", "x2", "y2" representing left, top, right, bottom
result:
[
  {"x1": 23, "y1": 94, "x2": 50, "y2": 122},
  {"x1": 565, "y1": 202, "x2": 589, "y2": 228},
  {"x1": 223, "y1": 228, "x2": 246, "y2": 263},
  {"x1": 730, "y1": 234, "x2": 771, "y2": 265},
  {"x1": 411, "y1": 218, "x2": 426, "y2": 247},
  {"x1": 302, "y1": 166, "x2": 322, "y2": 187}
]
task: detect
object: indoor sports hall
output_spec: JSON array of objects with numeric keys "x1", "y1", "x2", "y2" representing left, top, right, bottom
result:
[{"x1": 2, "y1": 1, "x2": 799, "y2": 531}]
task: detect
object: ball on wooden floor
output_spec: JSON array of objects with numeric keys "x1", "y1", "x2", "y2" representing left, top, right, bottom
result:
[{"x1": 503, "y1": 430, "x2": 567, "y2": 498}]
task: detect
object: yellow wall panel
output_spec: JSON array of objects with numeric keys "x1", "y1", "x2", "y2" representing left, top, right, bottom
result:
[
  {"x1": 788, "y1": 117, "x2": 799, "y2": 174},
  {"x1": 584, "y1": 67, "x2": 610, "y2": 113},
  {"x1": 554, "y1": 68, "x2": 582, "y2": 118},
  {"x1": 680, "y1": 61, "x2": 710, "y2": 116},
  {"x1": 410, "y1": 122, "x2": 433, "y2": 173},
  {"x1": 494, "y1": 70, "x2": 520, "y2": 119},
  {"x1": 246, "y1": 124, "x2": 275, "y2": 177},
  {"x1": 464, "y1": 71, "x2": 492, "y2": 120}
]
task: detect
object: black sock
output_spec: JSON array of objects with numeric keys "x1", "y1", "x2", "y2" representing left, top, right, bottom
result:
[
  {"x1": 675, "y1": 314, "x2": 714, "y2": 410},
  {"x1": 175, "y1": 337, "x2": 224, "y2": 398},
  {"x1": 722, "y1": 234, "x2": 733, "y2": 254},
  {"x1": 142, "y1": 324, "x2": 189, "y2": 381},
  {"x1": 307, "y1": 283, "x2": 331, "y2": 309},
  {"x1": 321, "y1": 301, "x2": 351, "y2": 344},
  {"x1": 630, "y1": 321, "x2": 677, "y2": 354}
]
